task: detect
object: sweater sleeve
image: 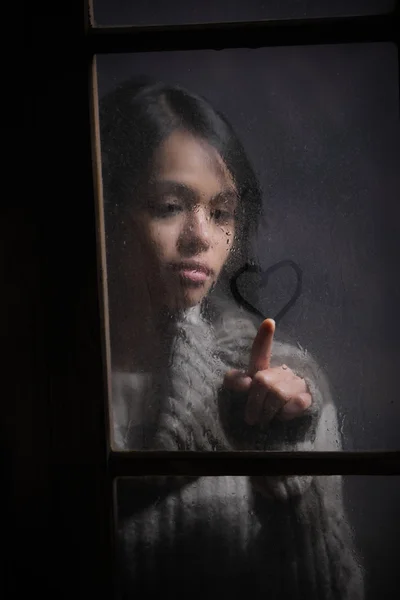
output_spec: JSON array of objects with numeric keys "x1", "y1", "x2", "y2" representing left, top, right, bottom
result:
[
  {"x1": 215, "y1": 304, "x2": 342, "y2": 498},
  {"x1": 215, "y1": 309, "x2": 364, "y2": 598},
  {"x1": 249, "y1": 477, "x2": 364, "y2": 600},
  {"x1": 237, "y1": 342, "x2": 341, "y2": 499}
]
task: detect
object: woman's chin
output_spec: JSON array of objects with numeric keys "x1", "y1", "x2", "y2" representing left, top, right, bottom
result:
[{"x1": 165, "y1": 287, "x2": 208, "y2": 312}]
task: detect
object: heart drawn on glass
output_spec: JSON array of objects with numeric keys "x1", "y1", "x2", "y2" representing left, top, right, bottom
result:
[{"x1": 229, "y1": 260, "x2": 303, "y2": 324}]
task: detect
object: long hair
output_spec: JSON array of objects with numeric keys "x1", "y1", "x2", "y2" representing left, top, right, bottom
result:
[
  {"x1": 99, "y1": 79, "x2": 263, "y2": 351},
  {"x1": 100, "y1": 78, "x2": 262, "y2": 259}
]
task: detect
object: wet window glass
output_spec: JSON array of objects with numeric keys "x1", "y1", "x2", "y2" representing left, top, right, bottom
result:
[
  {"x1": 97, "y1": 43, "x2": 400, "y2": 452},
  {"x1": 114, "y1": 475, "x2": 399, "y2": 599},
  {"x1": 93, "y1": 0, "x2": 395, "y2": 27}
]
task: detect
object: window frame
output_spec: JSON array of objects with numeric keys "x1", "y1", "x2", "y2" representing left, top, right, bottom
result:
[
  {"x1": 88, "y1": 5, "x2": 400, "y2": 595},
  {"x1": 88, "y1": 2, "x2": 400, "y2": 478},
  {"x1": 18, "y1": 2, "x2": 400, "y2": 597}
]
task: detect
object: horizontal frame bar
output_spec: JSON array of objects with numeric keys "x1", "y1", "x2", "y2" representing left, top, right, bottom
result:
[
  {"x1": 87, "y1": 14, "x2": 398, "y2": 54},
  {"x1": 109, "y1": 451, "x2": 400, "y2": 477}
]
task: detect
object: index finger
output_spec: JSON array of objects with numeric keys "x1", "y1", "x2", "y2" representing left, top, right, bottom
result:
[{"x1": 247, "y1": 318, "x2": 276, "y2": 377}]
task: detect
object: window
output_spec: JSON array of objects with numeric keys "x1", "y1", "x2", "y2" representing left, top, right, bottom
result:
[
  {"x1": 20, "y1": 2, "x2": 400, "y2": 599},
  {"x1": 88, "y1": 4, "x2": 400, "y2": 596},
  {"x1": 97, "y1": 43, "x2": 399, "y2": 452}
]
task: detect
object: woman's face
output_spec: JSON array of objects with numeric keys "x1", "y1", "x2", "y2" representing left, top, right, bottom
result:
[{"x1": 130, "y1": 130, "x2": 238, "y2": 311}]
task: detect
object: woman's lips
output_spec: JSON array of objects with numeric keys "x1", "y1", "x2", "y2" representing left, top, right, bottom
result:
[
  {"x1": 170, "y1": 261, "x2": 213, "y2": 284},
  {"x1": 178, "y1": 268, "x2": 208, "y2": 283}
]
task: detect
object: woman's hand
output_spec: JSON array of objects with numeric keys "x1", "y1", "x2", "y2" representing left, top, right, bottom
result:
[{"x1": 223, "y1": 319, "x2": 312, "y2": 426}]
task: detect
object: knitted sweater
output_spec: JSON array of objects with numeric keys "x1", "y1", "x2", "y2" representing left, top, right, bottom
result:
[{"x1": 112, "y1": 299, "x2": 363, "y2": 600}]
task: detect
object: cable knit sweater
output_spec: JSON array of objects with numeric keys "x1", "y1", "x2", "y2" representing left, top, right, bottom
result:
[{"x1": 112, "y1": 298, "x2": 363, "y2": 600}]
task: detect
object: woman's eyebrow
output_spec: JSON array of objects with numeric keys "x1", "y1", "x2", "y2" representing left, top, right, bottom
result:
[
  {"x1": 150, "y1": 180, "x2": 198, "y2": 202},
  {"x1": 211, "y1": 189, "x2": 238, "y2": 206},
  {"x1": 149, "y1": 180, "x2": 238, "y2": 206}
]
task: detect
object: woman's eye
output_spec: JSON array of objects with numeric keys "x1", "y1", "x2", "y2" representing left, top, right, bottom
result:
[
  {"x1": 162, "y1": 202, "x2": 181, "y2": 215},
  {"x1": 151, "y1": 199, "x2": 183, "y2": 218},
  {"x1": 211, "y1": 208, "x2": 234, "y2": 224}
]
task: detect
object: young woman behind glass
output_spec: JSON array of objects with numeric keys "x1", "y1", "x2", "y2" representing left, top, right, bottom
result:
[{"x1": 100, "y1": 79, "x2": 363, "y2": 599}]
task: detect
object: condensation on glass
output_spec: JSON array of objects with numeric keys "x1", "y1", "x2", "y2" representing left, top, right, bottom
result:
[
  {"x1": 97, "y1": 43, "x2": 400, "y2": 453},
  {"x1": 114, "y1": 475, "x2": 399, "y2": 599},
  {"x1": 93, "y1": 0, "x2": 396, "y2": 26}
]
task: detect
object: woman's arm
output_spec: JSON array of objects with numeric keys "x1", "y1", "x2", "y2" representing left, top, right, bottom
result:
[
  {"x1": 249, "y1": 352, "x2": 364, "y2": 598},
  {"x1": 247, "y1": 340, "x2": 339, "y2": 498},
  {"x1": 215, "y1": 309, "x2": 364, "y2": 598}
]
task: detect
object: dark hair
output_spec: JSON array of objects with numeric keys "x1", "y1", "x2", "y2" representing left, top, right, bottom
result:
[{"x1": 100, "y1": 78, "x2": 262, "y2": 257}]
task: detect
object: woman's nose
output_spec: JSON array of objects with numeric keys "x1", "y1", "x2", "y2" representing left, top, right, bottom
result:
[{"x1": 177, "y1": 208, "x2": 211, "y2": 255}]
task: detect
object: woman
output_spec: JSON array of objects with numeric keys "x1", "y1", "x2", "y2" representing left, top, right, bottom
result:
[{"x1": 100, "y1": 79, "x2": 363, "y2": 599}]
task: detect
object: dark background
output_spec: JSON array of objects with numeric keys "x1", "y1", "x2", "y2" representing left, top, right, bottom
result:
[{"x1": 96, "y1": 33, "x2": 400, "y2": 600}]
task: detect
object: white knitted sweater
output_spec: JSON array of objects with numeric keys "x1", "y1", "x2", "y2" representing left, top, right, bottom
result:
[{"x1": 112, "y1": 299, "x2": 363, "y2": 599}]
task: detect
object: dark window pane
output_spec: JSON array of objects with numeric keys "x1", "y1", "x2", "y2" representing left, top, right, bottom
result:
[
  {"x1": 114, "y1": 475, "x2": 399, "y2": 599},
  {"x1": 94, "y1": 0, "x2": 395, "y2": 27},
  {"x1": 97, "y1": 43, "x2": 400, "y2": 452}
]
